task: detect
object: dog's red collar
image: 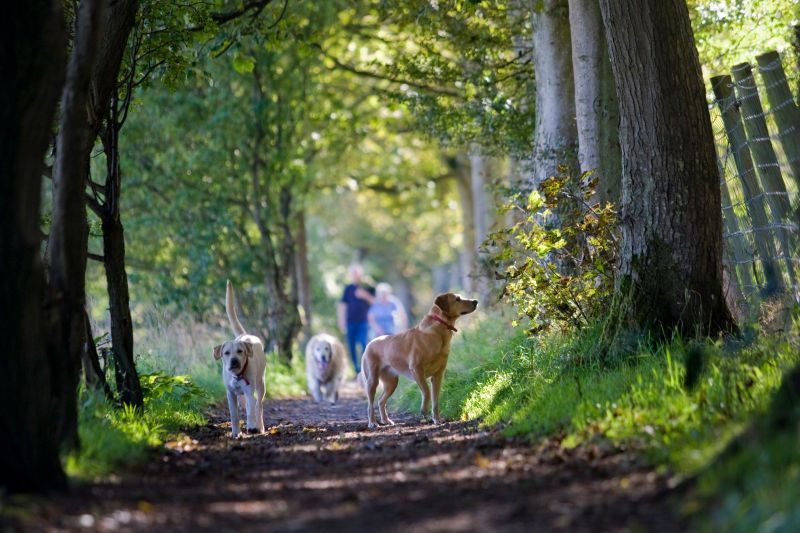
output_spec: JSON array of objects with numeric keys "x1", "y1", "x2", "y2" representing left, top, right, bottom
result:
[
  {"x1": 427, "y1": 313, "x2": 457, "y2": 332},
  {"x1": 234, "y1": 356, "x2": 250, "y2": 385}
]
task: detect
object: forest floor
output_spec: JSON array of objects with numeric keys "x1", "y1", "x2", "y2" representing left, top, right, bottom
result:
[{"x1": 18, "y1": 382, "x2": 683, "y2": 532}]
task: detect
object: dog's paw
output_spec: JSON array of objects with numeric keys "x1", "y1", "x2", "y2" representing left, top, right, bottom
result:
[
  {"x1": 367, "y1": 422, "x2": 376, "y2": 429},
  {"x1": 230, "y1": 432, "x2": 241, "y2": 440},
  {"x1": 245, "y1": 426, "x2": 261, "y2": 435},
  {"x1": 380, "y1": 418, "x2": 395, "y2": 426}
]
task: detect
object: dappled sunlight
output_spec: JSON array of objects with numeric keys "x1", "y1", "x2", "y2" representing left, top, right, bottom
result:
[
  {"x1": 461, "y1": 370, "x2": 514, "y2": 420},
  {"x1": 5, "y1": 0, "x2": 798, "y2": 531}
]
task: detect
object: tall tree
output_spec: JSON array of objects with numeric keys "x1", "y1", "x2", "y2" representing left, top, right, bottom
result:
[
  {"x1": 47, "y1": 0, "x2": 106, "y2": 448},
  {"x1": 0, "y1": 0, "x2": 67, "y2": 492},
  {"x1": 568, "y1": 0, "x2": 621, "y2": 204},
  {"x1": 295, "y1": 208, "x2": 313, "y2": 345},
  {"x1": 90, "y1": 87, "x2": 144, "y2": 407},
  {"x1": 530, "y1": 0, "x2": 578, "y2": 184},
  {"x1": 47, "y1": 0, "x2": 139, "y2": 414},
  {"x1": 598, "y1": 0, "x2": 735, "y2": 337}
]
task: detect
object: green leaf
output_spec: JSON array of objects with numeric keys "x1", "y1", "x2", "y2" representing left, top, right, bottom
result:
[{"x1": 232, "y1": 54, "x2": 255, "y2": 74}]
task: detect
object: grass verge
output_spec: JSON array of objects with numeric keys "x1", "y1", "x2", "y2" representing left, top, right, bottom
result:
[
  {"x1": 392, "y1": 312, "x2": 800, "y2": 530},
  {"x1": 66, "y1": 373, "x2": 210, "y2": 479}
]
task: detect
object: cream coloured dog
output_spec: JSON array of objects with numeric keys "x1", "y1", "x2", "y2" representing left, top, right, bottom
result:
[
  {"x1": 213, "y1": 280, "x2": 267, "y2": 438},
  {"x1": 360, "y1": 293, "x2": 478, "y2": 428},
  {"x1": 305, "y1": 333, "x2": 347, "y2": 404}
]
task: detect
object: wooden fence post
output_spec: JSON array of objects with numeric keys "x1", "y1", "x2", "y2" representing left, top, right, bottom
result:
[
  {"x1": 794, "y1": 25, "x2": 800, "y2": 100},
  {"x1": 711, "y1": 74, "x2": 782, "y2": 291},
  {"x1": 731, "y1": 63, "x2": 796, "y2": 286},
  {"x1": 719, "y1": 171, "x2": 757, "y2": 298},
  {"x1": 756, "y1": 51, "x2": 800, "y2": 188}
]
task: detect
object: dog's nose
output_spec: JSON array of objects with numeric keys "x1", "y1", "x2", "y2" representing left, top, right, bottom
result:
[{"x1": 229, "y1": 359, "x2": 240, "y2": 368}]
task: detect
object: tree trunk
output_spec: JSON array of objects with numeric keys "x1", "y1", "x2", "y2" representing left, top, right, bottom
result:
[
  {"x1": 470, "y1": 150, "x2": 498, "y2": 301},
  {"x1": 453, "y1": 155, "x2": 476, "y2": 293},
  {"x1": 392, "y1": 273, "x2": 416, "y2": 324},
  {"x1": 598, "y1": 0, "x2": 736, "y2": 337},
  {"x1": 83, "y1": 309, "x2": 113, "y2": 399},
  {"x1": 794, "y1": 25, "x2": 800, "y2": 100},
  {"x1": 295, "y1": 209, "x2": 313, "y2": 345},
  {"x1": 531, "y1": 0, "x2": 578, "y2": 184},
  {"x1": 102, "y1": 211, "x2": 144, "y2": 406},
  {"x1": 264, "y1": 276, "x2": 302, "y2": 362},
  {"x1": 89, "y1": 0, "x2": 139, "y2": 140},
  {"x1": 97, "y1": 96, "x2": 144, "y2": 408},
  {"x1": 47, "y1": 0, "x2": 106, "y2": 450},
  {"x1": 568, "y1": 0, "x2": 621, "y2": 205},
  {"x1": 80, "y1": 2, "x2": 144, "y2": 408},
  {"x1": 0, "y1": 0, "x2": 67, "y2": 492},
  {"x1": 257, "y1": 192, "x2": 302, "y2": 362}
]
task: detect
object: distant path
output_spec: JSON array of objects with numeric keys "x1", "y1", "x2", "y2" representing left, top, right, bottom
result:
[{"x1": 33, "y1": 381, "x2": 681, "y2": 532}]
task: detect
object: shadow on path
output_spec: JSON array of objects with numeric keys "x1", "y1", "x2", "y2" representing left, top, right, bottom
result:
[{"x1": 26, "y1": 381, "x2": 682, "y2": 532}]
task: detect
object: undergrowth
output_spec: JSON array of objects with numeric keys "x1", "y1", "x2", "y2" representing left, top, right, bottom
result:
[
  {"x1": 67, "y1": 373, "x2": 209, "y2": 479},
  {"x1": 392, "y1": 312, "x2": 800, "y2": 530}
]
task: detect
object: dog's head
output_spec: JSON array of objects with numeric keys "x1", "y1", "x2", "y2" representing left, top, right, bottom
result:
[
  {"x1": 433, "y1": 293, "x2": 479, "y2": 320},
  {"x1": 312, "y1": 339, "x2": 333, "y2": 370},
  {"x1": 213, "y1": 339, "x2": 253, "y2": 374}
]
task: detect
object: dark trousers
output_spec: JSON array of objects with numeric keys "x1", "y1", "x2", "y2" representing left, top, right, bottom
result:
[{"x1": 346, "y1": 321, "x2": 369, "y2": 373}]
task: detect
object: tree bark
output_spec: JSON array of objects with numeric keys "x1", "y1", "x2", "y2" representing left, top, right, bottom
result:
[
  {"x1": 453, "y1": 155, "x2": 476, "y2": 293},
  {"x1": 470, "y1": 150, "x2": 499, "y2": 301},
  {"x1": 102, "y1": 213, "x2": 143, "y2": 406},
  {"x1": 794, "y1": 25, "x2": 800, "y2": 100},
  {"x1": 47, "y1": 0, "x2": 106, "y2": 450},
  {"x1": 83, "y1": 309, "x2": 113, "y2": 399},
  {"x1": 295, "y1": 209, "x2": 313, "y2": 345},
  {"x1": 94, "y1": 94, "x2": 144, "y2": 408},
  {"x1": 568, "y1": 0, "x2": 621, "y2": 205},
  {"x1": 531, "y1": 0, "x2": 578, "y2": 185},
  {"x1": 78, "y1": 0, "x2": 140, "y2": 407},
  {"x1": 253, "y1": 185, "x2": 302, "y2": 362},
  {"x1": 0, "y1": 0, "x2": 67, "y2": 492},
  {"x1": 88, "y1": 0, "x2": 139, "y2": 141},
  {"x1": 598, "y1": 0, "x2": 736, "y2": 337}
]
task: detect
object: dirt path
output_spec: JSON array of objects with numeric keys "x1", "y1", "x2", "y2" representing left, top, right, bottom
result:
[{"x1": 24, "y1": 382, "x2": 682, "y2": 532}]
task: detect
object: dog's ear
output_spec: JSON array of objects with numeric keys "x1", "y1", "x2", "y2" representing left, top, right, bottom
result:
[
  {"x1": 434, "y1": 293, "x2": 450, "y2": 313},
  {"x1": 242, "y1": 342, "x2": 253, "y2": 358},
  {"x1": 213, "y1": 344, "x2": 222, "y2": 360}
]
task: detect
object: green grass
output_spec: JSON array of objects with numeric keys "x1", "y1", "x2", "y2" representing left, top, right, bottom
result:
[
  {"x1": 66, "y1": 373, "x2": 210, "y2": 479},
  {"x1": 392, "y1": 312, "x2": 800, "y2": 530}
]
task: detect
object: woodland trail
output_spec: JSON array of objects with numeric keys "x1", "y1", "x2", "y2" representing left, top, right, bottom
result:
[{"x1": 26, "y1": 382, "x2": 681, "y2": 532}]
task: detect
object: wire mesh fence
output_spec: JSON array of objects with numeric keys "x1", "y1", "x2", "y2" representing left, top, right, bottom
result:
[{"x1": 710, "y1": 49, "x2": 800, "y2": 318}]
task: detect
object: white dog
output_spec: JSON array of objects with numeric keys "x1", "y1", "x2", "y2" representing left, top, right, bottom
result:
[
  {"x1": 305, "y1": 333, "x2": 346, "y2": 404},
  {"x1": 213, "y1": 280, "x2": 267, "y2": 438}
]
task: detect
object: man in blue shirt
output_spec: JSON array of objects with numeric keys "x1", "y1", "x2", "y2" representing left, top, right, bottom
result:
[{"x1": 337, "y1": 263, "x2": 374, "y2": 373}]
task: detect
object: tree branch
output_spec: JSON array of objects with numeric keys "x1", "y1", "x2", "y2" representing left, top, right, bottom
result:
[
  {"x1": 88, "y1": 252, "x2": 105, "y2": 262},
  {"x1": 312, "y1": 44, "x2": 462, "y2": 98},
  {"x1": 85, "y1": 193, "x2": 105, "y2": 217},
  {"x1": 211, "y1": 0, "x2": 276, "y2": 24}
]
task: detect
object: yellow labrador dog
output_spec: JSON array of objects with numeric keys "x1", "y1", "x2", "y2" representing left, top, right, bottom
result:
[
  {"x1": 213, "y1": 280, "x2": 266, "y2": 438},
  {"x1": 361, "y1": 293, "x2": 478, "y2": 428},
  {"x1": 305, "y1": 333, "x2": 347, "y2": 404}
]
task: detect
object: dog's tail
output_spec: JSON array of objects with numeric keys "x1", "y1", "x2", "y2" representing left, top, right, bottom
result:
[
  {"x1": 357, "y1": 349, "x2": 370, "y2": 394},
  {"x1": 357, "y1": 370, "x2": 367, "y2": 393},
  {"x1": 226, "y1": 279, "x2": 246, "y2": 336}
]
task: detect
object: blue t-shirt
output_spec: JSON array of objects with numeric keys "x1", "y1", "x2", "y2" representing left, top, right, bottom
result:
[
  {"x1": 368, "y1": 300, "x2": 398, "y2": 335},
  {"x1": 341, "y1": 284, "x2": 373, "y2": 324}
]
